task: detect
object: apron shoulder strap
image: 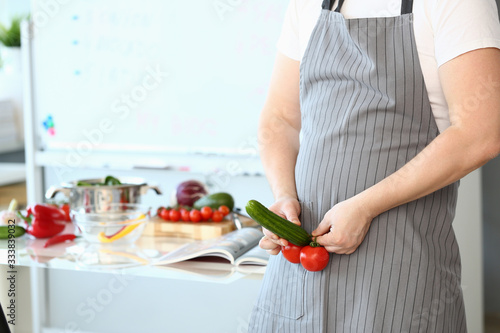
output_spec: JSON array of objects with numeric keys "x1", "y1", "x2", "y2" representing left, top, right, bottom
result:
[
  {"x1": 321, "y1": 0, "x2": 344, "y2": 11},
  {"x1": 322, "y1": 0, "x2": 414, "y2": 15},
  {"x1": 401, "y1": 0, "x2": 414, "y2": 15}
]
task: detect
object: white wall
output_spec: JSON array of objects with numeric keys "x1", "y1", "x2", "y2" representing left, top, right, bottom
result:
[{"x1": 0, "y1": 0, "x2": 30, "y2": 22}]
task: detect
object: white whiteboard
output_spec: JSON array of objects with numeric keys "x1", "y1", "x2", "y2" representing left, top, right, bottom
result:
[{"x1": 31, "y1": 0, "x2": 287, "y2": 156}]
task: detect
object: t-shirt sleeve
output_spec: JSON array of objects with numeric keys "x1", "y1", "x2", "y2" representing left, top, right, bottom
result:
[
  {"x1": 276, "y1": 0, "x2": 301, "y2": 60},
  {"x1": 432, "y1": 0, "x2": 500, "y2": 67}
]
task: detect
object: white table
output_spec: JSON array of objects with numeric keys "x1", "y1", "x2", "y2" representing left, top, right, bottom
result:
[{"x1": 0, "y1": 231, "x2": 264, "y2": 333}]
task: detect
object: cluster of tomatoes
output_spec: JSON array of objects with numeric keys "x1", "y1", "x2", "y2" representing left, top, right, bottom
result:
[
  {"x1": 157, "y1": 205, "x2": 231, "y2": 223},
  {"x1": 281, "y1": 242, "x2": 330, "y2": 272}
]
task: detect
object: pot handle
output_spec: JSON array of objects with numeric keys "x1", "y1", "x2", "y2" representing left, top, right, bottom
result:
[
  {"x1": 140, "y1": 185, "x2": 162, "y2": 195},
  {"x1": 45, "y1": 186, "x2": 71, "y2": 199}
]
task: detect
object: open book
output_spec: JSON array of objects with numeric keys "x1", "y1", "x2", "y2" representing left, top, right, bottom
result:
[{"x1": 151, "y1": 228, "x2": 269, "y2": 267}]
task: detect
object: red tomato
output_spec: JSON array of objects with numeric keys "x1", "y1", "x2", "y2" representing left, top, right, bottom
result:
[
  {"x1": 189, "y1": 209, "x2": 202, "y2": 223},
  {"x1": 160, "y1": 208, "x2": 170, "y2": 221},
  {"x1": 281, "y1": 244, "x2": 303, "y2": 264},
  {"x1": 300, "y1": 246, "x2": 330, "y2": 272},
  {"x1": 218, "y1": 205, "x2": 231, "y2": 217},
  {"x1": 212, "y1": 211, "x2": 223, "y2": 222},
  {"x1": 200, "y1": 206, "x2": 213, "y2": 221},
  {"x1": 180, "y1": 208, "x2": 190, "y2": 222},
  {"x1": 157, "y1": 206, "x2": 165, "y2": 217},
  {"x1": 169, "y1": 209, "x2": 181, "y2": 222}
]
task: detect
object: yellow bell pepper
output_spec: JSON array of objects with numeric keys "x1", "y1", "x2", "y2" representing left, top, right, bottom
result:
[{"x1": 97, "y1": 214, "x2": 145, "y2": 243}]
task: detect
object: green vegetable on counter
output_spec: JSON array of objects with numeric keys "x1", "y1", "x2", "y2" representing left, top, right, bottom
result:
[{"x1": 0, "y1": 225, "x2": 26, "y2": 239}]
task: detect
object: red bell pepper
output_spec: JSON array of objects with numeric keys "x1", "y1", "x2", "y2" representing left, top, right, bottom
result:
[
  {"x1": 17, "y1": 208, "x2": 66, "y2": 239},
  {"x1": 27, "y1": 204, "x2": 70, "y2": 222}
]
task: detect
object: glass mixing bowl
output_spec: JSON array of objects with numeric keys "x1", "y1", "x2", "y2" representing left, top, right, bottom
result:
[{"x1": 71, "y1": 203, "x2": 151, "y2": 246}]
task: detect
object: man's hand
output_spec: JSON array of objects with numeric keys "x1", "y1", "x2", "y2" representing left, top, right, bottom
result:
[
  {"x1": 259, "y1": 197, "x2": 301, "y2": 255},
  {"x1": 312, "y1": 197, "x2": 373, "y2": 254}
]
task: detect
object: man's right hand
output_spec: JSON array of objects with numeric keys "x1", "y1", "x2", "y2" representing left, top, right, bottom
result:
[{"x1": 259, "y1": 197, "x2": 301, "y2": 255}]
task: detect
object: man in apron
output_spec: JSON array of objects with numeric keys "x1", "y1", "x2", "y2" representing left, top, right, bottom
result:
[{"x1": 250, "y1": 0, "x2": 500, "y2": 332}]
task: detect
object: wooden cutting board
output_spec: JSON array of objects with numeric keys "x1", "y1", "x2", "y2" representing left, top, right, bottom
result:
[{"x1": 143, "y1": 215, "x2": 259, "y2": 240}]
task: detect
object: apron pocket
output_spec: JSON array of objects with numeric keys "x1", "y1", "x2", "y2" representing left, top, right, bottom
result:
[
  {"x1": 253, "y1": 201, "x2": 313, "y2": 320},
  {"x1": 255, "y1": 255, "x2": 306, "y2": 320}
]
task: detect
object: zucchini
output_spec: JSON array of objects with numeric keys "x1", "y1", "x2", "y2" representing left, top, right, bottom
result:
[
  {"x1": 245, "y1": 200, "x2": 311, "y2": 246},
  {"x1": 0, "y1": 225, "x2": 26, "y2": 239},
  {"x1": 193, "y1": 192, "x2": 235, "y2": 211}
]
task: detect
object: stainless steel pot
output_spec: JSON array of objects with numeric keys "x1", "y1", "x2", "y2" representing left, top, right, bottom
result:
[{"x1": 45, "y1": 177, "x2": 162, "y2": 212}]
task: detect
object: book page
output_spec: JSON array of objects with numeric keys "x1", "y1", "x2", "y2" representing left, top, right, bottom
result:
[
  {"x1": 234, "y1": 245, "x2": 270, "y2": 267},
  {"x1": 152, "y1": 228, "x2": 263, "y2": 265}
]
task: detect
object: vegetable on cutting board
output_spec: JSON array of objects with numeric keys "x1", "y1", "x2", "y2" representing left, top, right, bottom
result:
[
  {"x1": 193, "y1": 192, "x2": 235, "y2": 211},
  {"x1": 245, "y1": 200, "x2": 312, "y2": 246},
  {"x1": 175, "y1": 180, "x2": 208, "y2": 207}
]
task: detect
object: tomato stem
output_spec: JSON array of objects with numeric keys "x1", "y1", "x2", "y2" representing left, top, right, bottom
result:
[{"x1": 310, "y1": 236, "x2": 321, "y2": 247}]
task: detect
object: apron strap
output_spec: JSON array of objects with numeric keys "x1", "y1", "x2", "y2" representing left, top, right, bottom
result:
[
  {"x1": 334, "y1": 0, "x2": 345, "y2": 12},
  {"x1": 321, "y1": 0, "x2": 344, "y2": 11},
  {"x1": 401, "y1": 0, "x2": 414, "y2": 15},
  {"x1": 322, "y1": 0, "x2": 413, "y2": 14}
]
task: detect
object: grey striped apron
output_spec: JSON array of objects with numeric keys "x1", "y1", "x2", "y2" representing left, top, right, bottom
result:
[{"x1": 248, "y1": 0, "x2": 467, "y2": 332}]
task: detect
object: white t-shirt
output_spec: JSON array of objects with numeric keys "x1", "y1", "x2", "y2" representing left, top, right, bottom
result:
[{"x1": 277, "y1": 0, "x2": 500, "y2": 132}]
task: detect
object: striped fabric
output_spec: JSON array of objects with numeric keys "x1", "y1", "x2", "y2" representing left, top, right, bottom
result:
[{"x1": 248, "y1": 5, "x2": 466, "y2": 333}]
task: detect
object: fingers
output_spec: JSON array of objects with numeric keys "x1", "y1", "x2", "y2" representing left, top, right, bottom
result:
[
  {"x1": 268, "y1": 247, "x2": 282, "y2": 255},
  {"x1": 323, "y1": 246, "x2": 355, "y2": 255},
  {"x1": 262, "y1": 228, "x2": 289, "y2": 247},
  {"x1": 258, "y1": 198, "x2": 302, "y2": 255},
  {"x1": 311, "y1": 219, "x2": 331, "y2": 237},
  {"x1": 259, "y1": 236, "x2": 282, "y2": 255},
  {"x1": 285, "y1": 209, "x2": 301, "y2": 226},
  {"x1": 316, "y1": 234, "x2": 357, "y2": 255},
  {"x1": 269, "y1": 198, "x2": 301, "y2": 226}
]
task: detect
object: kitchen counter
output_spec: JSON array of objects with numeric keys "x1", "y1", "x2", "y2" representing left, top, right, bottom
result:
[{"x1": 0, "y1": 226, "x2": 265, "y2": 333}]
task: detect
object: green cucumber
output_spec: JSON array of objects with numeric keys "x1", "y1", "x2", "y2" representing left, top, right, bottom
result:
[
  {"x1": 0, "y1": 225, "x2": 26, "y2": 239},
  {"x1": 245, "y1": 200, "x2": 311, "y2": 246},
  {"x1": 193, "y1": 192, "x2": 235, "y2": 211}
]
